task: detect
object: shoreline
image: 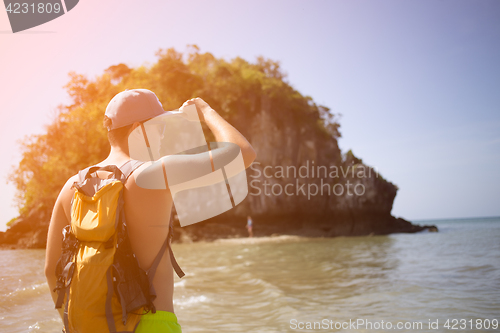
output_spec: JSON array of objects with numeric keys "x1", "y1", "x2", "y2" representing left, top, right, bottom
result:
[
  {"x1": 0, "y1": 228, "x2": 439, "y2": 250},
  {"x1": 0, "y1": 212, "x2": 438, "y2": 249}
]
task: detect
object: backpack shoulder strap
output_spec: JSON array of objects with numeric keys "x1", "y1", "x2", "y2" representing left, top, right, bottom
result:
[
  {"x1": 168, "y1": 239, "x2": 185, "y2": 278},
  {"x1": 77, "y1": 166, "x2": 96, "y2": 183},
  {"x1": 146, "y1": 214, "x2": 185, "y2": 280},
  {"x1": 77, "y1": 165, "x2": 125, "y2": 182},
  {"x1": 119, "y1": 159, "x2": 145, "y2": 180},
  {"x1": 76, "y1": 160, "x2": 143, "y2": 184},
  {"x1": 146, "y1": 234, "x2": 185, "y2": 280}
]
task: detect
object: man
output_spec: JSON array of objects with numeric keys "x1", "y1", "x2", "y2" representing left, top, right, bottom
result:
[
  {"x1": 246, "y1": 215, "x2": 254, "y2": 237},
  {"x1": 45, "y1": 89, "x2": 256, "y2": 332}
]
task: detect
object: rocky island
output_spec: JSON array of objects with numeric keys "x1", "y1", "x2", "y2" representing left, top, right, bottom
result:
[{"x1": 0, "y1": 48, "x2": 437, "y2": 249}]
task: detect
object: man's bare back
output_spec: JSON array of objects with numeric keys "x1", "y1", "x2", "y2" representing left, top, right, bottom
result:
[{"x1": 124, "y1": 162, "x2": 176, "y2": 312}]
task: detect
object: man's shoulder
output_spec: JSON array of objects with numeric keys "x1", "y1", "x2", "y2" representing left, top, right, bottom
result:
[
  {"x1": 126, "y1": 161, "x2": 170, "y2": 192},
  {"x1": 61, "y1": 174, "x2": 79, "y2": 195},
  {"x1": 53, "y1": 174, "x2": 79, "y2": 220}
]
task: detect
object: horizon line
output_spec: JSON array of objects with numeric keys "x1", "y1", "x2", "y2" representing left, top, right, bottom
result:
[{"x1": 412, "y1": 215, "x2": 500, "y2": 222}]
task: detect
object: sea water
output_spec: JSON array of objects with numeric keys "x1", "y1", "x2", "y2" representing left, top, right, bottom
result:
[{"x1": 1, "y1": 217, "x2": 499, "y2": 333}]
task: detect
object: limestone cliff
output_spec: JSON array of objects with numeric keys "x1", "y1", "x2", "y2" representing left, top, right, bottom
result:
[{"x1": 171, "y1": 96, "x2": 437, "y2": 242}]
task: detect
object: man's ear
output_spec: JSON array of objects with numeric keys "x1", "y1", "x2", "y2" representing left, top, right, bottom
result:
[{"x1": 128, "y1": 122, "x2": 141, "y2": 135}]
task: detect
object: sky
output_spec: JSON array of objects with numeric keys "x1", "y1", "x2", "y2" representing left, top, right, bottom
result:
[{"x1": 0, "y1": 0, "x2": 499, "y2": 231}]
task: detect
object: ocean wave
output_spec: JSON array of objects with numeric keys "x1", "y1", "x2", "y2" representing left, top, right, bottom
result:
[
  {"x1": 214, "y1": 235, "x2": 311, "y2": 244},
  {"x1": 2, "y1": 282, "x2": 48, "y2": 302},
  {"x1": 174, "y1": 295, "x2": 209, "y2": 307}
]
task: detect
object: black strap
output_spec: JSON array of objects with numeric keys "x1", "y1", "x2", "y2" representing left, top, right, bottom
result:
[
  {"x1": 63, "y1": 284, "x2": 71, "y2": 333},
  {"x1": 55, "y1": 262, "x2": 75, "y2": 308},
  {"x1": 115, "y1": 191, "x2": 124, "y2": 230},
  {"x1": 117, "y1": 284, "x2": 128, "y2": 326},
  {"x1": 146, "y1": 233, "x2": 185, "y2": 280},
  {"x1": 168, "y1": 242, "x2": 185, "y2": 278},
  {"x1": 168, "y1": 214, "x2": 184, "y2": 278},
  {"x1": 146, "y1": 236, "x2": 170, "y2": 282},
  {"x1": 54, "y1": 286, "x2": 65, "y2": 308},
  {"x1": 62, "y1": 261, "x2": 75, "y2": 333},
  {"x1": 120, "y1": 160, "x2": 145, "y2": 180},
  {"x1": 105, "y1": 267, "x2": 117, "y2": 333}
]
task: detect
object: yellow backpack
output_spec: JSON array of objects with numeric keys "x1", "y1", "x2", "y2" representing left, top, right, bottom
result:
[{"x1": 53, "y1": 160, "x2": 184, "y2": 333}]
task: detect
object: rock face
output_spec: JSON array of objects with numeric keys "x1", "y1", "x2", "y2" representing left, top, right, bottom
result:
[
  {"x1": 0, "y1": 205, "x2": 49, "y2": 249},
  {"x1": 1, "y1": 97, "x2": 437, "y2": 249},
  {"x1": 171, "y1": 97, "x2": 437, "y2": 242}
]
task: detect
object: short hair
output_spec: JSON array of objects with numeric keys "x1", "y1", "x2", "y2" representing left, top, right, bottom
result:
[{"x1": 103, "y1": 116, "x2": 133, "y2": 147}]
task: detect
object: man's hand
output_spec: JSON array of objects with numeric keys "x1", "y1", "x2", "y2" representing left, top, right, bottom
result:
[
  {"x1": 180, "y1": 97, "x2": 256, "y2": 168},
  {"x1": 180, "y1": 98, "x2": 215, "y2": 122}
]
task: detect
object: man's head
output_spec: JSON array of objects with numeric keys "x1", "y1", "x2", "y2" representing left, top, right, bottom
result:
[
  {"x1": 103, "y1": 89, "x2": 168, "y2": 148},
  {"x1": 102, "y1": 116, "x2": 134, "y2": 147},
  {"x1": 105, "y1": 89, "x2": 167, "y2": 131}
]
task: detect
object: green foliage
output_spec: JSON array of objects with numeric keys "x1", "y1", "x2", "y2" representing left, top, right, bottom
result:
[
  {"x1": 343, "y1": 149, "x2": 363, "y2": 165},
  {"x1": 8, "y1": 46, "x2": 341, "y2": 218},
  {"x1": 6, "y1": 217, "x2": 17, "y2": 227}
]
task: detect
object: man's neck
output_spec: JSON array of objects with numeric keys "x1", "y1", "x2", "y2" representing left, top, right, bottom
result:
[{"x1": 99, "y1": 146, "x2": 131, "y2": 166}]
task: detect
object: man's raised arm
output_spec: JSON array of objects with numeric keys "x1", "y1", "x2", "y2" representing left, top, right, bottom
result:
[{"x1": 182, "y1": 98, "x2": 256, "y2": 168}]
